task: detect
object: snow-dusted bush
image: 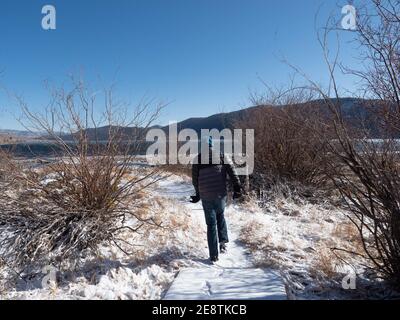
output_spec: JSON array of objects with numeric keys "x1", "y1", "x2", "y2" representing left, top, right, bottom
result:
[
  {"x1": 316, "y1": 1, "x2": 400, "y2": 288},
  {"x1": 0, "y1": 77, "x2": 166, "y2": 272},
  {"x1": 0, "y1": 176, "x2": 207, "y2": 300},
  {"x1": 235, "y1": 89, "x2": 331, "y2": 190}
]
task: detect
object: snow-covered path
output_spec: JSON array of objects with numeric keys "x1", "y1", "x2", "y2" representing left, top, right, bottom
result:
[
  {"x1": 156, "y1": 177, "x2": 287, "y2": 300},
  {"x1": 164, "y1": 268, "x2": 286, "y2": 300}
]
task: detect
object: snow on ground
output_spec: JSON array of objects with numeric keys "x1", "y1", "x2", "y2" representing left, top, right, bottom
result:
[
  {"x1": 0, "y1": 174, "x2": 205, "y2": 300},
  {"x1": 0, "y1": 172, "x2": 380, "y2": 300},
  {"x1": 230, "y1": 192, "x2": 379, "y2": 299},
  {"x1": 152, "y1": 176, "x2": 255, "y2": 270},
  {"x1": 0, "y1": 174, "x2": 240, "y2": 299},
  {"x1": 164, "y1": 268, "x2": 286, "y2": 300},
  {"x1": 157, "y1": 177, "x2": 287, "y2": 300}
]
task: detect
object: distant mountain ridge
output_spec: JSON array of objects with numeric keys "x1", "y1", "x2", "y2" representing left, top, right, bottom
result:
[
  {"x1": 4, "y1": 98, "x2": 390, "y2": 142},
  {"x1": 57, "y1": 97, "x2": 386, "y2": 141},
  {"x1": 0, "y1": 129, "x2": 44, "y2": 137},
  {"x1": 165, "y1": 97, "x2": 386, "y2": 137}
]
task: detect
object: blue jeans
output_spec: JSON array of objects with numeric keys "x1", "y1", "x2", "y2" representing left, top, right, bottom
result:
[{"x1": 201, "y1": 197, "x2": 229, "y2": 259}]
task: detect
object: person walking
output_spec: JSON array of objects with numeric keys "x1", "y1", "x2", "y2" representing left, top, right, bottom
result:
[{"x1": 190, "y1": 138, "x2": 243, "y2": 263}]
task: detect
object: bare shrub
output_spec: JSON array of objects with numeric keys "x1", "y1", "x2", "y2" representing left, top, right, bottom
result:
[
  {"x1": 236, "y1": 87, "x2": 331, "y2": 193},
  {"x1": 300, "y1": 0, "x2": 400, "y2": 287},
  {"x1": 327, "y1": 132, "x2": 400, "y2": 286},
  {"x1": 0, "y1": 77, "x2": 166, "y2": 271}
]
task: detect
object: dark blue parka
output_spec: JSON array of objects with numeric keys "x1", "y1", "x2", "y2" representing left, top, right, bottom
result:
[{"x1": 192, "y1": 150, "x2": 242, "y2": 201}]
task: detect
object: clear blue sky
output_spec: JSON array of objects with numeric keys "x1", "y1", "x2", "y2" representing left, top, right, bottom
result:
[{"x1": 0, "y1": 0, "x2": 359, "y2": 130}]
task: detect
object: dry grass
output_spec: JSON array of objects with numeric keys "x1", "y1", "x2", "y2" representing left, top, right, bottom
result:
[
  {"x1": 237, "y1": 192, "x2": 367, "y2": 293},
  {"x1": 310, "y1": 248, "x2": 341, "y2": 279},
  {"x1": 328, "y1": 222, "x2": 370, "y2": 274},
  {"x1": 239, "y1": 220, "x2": 278, "y2": 268},
  {"x1": 239, "y1": 220, "x2": 268, "y2": 251},
  {"x1": 332, "y1": 223, "x2": 363, "y2": 250}
]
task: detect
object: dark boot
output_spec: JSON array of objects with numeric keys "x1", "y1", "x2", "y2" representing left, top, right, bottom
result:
[
  {"x1": 210, "y1": 256, "x2": 219, "y2": 264},
  {"x1": 220, "y1": 242, "x2": 227, "y2": 254}
]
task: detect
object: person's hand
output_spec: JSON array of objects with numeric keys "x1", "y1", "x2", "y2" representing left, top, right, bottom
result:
[
  {"x1": 190, "y1": 195, "x2": 201, "y2": 203},
  {"x1": 233, "y1": 192, "x2": 243, "y2": 200},
  {"x1": 233, "y1": 185, "x2": 243, "y2": 200}
]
